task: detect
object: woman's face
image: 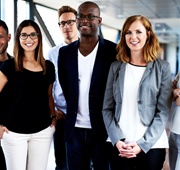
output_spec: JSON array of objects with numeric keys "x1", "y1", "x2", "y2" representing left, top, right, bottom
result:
[
  {"x1": 19, "y1": 26, "x2": 39, "y2": 53},
  {"x1": 125, "y1": 20, "x2": 148, "y2": 53}
]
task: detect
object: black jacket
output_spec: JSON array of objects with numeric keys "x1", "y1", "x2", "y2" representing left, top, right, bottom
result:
[{"x1": 58, "y1": 36, "x2": 117, "y2": 142}]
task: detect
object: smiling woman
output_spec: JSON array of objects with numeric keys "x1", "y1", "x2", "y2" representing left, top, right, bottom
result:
[
  {"x1": 0, "y1": 20, "x2": 56, "y2": 170},
  {"x1": 102, "y1": 15, "x2": 172, "y2": 170}
]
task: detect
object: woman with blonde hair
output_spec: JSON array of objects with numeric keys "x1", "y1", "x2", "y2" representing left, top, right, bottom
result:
[{"x1": 102, "y1": 15, "x2": 172, "y2": 170}]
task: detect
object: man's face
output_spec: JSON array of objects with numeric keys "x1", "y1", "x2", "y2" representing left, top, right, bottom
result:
[
  {"x1": 0, "y1": 26, "x2": 11, "y2": 55},
  {"x1": 59, "y1": 12, "x2": 78, "y2": 41},
  {"x1": 76, "y1": 4, "x2": 102, "y2": 37}
]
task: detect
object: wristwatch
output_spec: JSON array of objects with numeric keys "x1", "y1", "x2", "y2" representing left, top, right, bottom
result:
[{"x1": 50, "y1": 115, "x2": 56, "y2": 119}]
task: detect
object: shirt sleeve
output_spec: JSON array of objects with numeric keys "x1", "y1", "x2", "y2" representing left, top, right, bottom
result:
[
  {"x1": 0, "y1": 58, "x2": 14, "y2": 79},
  {"x1": 46, "y1": 60, "x2": 55, "y2": 84}
]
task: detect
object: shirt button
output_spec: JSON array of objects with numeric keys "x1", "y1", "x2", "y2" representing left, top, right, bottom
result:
[{"x1": 138, "y1": 101, "x2": 142, "y2": 104}]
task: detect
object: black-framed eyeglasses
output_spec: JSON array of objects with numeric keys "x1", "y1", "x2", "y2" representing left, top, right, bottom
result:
[
  {"x1": 20, "y1": 32, "x2": 39, "y2": 40},
  {"x1": 76, "y1": 14, "x2": 101, "y2": 20},
  {"x1": 58, "y1": 20, "x2": 76, "y2": 27}
]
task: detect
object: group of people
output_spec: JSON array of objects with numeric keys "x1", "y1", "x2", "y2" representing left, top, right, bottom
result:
[{"x1": 0, "y1": 1, "x2": 179, "y2": 170}]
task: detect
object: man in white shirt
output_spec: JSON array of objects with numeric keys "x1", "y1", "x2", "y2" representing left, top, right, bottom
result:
[
  {"x1": 58, "y1": 2, "x2": 117, "y2": 170},
  {"x1": 46, "y1": 6, "x2": 78, "y2": 170}
]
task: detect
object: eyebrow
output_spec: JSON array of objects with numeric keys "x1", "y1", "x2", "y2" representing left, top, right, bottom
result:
[{"x1": 127, "y1": 28, "x2": 142, "y2": 31}]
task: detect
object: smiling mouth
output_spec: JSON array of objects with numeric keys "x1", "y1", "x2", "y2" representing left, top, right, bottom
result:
[
  {"x1": 130, "y1": 41, "x2": 139, "y2": 44},
  {"x1": 25, "y1": 43, "x2": 33, "y2": 47}
]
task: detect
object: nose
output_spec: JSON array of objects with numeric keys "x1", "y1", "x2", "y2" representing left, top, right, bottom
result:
[
  {"x1": 131, "y1": 32, "x2": 136, "y2": 38},
  {"x1": 26, "y1": 35, "x2": 32, "y2": 40},
  {"x1": 64, "y1": 23, "x2": 70, "y2": 28}
]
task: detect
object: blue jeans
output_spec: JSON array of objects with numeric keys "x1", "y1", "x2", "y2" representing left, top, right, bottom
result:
[
  {"x1": 65, "y1": 127, "x2": 111, "y2": 170},
  {"x1": 169, "y1": 132, "x2": 180, "y2": 170},
  {"x1": 54, "y1": 118, "x2": 67, "y2": 170}
]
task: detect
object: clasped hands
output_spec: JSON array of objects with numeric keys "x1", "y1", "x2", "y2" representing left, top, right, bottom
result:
[{"x1": 116, "y1": 140, "x2": 142, "y2": 158}]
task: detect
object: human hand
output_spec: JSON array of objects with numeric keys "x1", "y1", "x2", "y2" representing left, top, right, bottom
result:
[
  {"x1": 173, "y1": 88, "x2": 180, "y2": 97},
  {"x1": 55, "y1": 110, "x2": 66, "y2": 120},
  {"x1": 172, "y1": 79, "x2": 177, "y2": 89},
  {"x1": 117, "y1": 141, "x2": 141, "y2": 158},
  {"x1": 0, "y1": 125, "x2": 9, "y2": 139},
  {"x1": 116, "y1": 141, "x2": 135, "y2": 158},
  {"x1": 50, "y1": 118, "x2": 57, "y2": 127}
]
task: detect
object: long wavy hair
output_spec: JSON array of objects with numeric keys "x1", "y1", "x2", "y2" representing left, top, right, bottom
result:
[
  {"x1": 116, "y1": 15, "x2": 162, "y2": 63},
  {"x1": 13, "y1": 19, "x2": 46, "y2": 73}
]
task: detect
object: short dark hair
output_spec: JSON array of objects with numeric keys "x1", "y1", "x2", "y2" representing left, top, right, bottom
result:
[
  {"x1": 78, "y1": 1, "x2": 100, "y2": 16},
  {"x1": 0, "y1": 20, "x2": 9, "y2": 34},
  {"x1": 58, "y1": 6, "x2": 77, "y2": 19}
]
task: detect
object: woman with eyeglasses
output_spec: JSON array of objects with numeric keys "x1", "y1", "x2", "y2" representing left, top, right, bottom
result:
[{"x1": 0, "y1": 19, "x2": 56, "y2": 170}]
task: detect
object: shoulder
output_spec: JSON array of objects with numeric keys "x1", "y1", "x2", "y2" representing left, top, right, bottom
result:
[
  {"x1": 1, "y1": 58, "x2": 14, "y2": 66},
  {"x1": 49, "y1": 44, "x2": 62, "y2": 52},
  {"x1": 99, "y1": 36, "x2": 117, "y2": 47},
  {"x1": 111, "y1": 61, "x2": 122, "y2": 71},
  {"x1": 59, "y1": 40, "x2": 79, "y2": 60},
  {"x1": 153, "y1": 58, "x2": 170, "y2": 69},
  {"x1": 0, "y1": 58, "x2": 15, "y2": 76},
  {"x1": 149, "y1": 58, "x2": 171, "y2": 77},
  {"x1": 45, "y1": 60, "x2": 55, "y2": 69},
  {"x1": 46, "y1": 44, "x2": 62, "y2": 60},
  {"x1": 60, "y1": 40, "x2": 78, "y2": 52},
  {"x1": 98, "y1": 37, "x2": 117, "y2": 57}
]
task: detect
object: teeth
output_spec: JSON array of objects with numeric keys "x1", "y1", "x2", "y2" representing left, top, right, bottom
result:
[
  {"x1": 131, "y1": 41, "x2": 138, "y2": 44},
  {"x1": 26, "y1": 43, "x2": 33, "y2": 46},
  {"x1": 81, "y1": 26, "x2": 89, "y2": 28}
]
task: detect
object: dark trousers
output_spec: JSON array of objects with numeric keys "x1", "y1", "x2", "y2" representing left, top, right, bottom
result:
[
  {"x1": 0, "y1": 146, "x2": 6, "y2": 170},
  {"x1": 54, "y1": 118, "x2": 67, "y2": 170},
  {"x1": 66, "y1": 127, "x2": 112, "y2": 170},
  {"x1": 111, "y1": 147, "x2": 166, "y2": 170}
]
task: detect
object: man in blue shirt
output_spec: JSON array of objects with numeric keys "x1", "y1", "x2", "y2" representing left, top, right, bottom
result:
[{"x1": 46, "y1": 6, "x2": 78, "y2": 170}]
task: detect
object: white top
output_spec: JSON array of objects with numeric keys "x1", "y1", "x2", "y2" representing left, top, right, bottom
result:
[
  {"x1": 45, "y1": 42, "x2": 67, "y2": 113},
  {"x1": 119, "y1": 63, "x2": 168, "y2": 148},
  {"x1": 75, "y1": 43, "x2": 99, "y2": 128},
  {"x1": 120, "y1": 63, "x2": 146, "y2": 142},
  {"x1": 170, "y1": 72, "x2": 180, "y2": 134}
]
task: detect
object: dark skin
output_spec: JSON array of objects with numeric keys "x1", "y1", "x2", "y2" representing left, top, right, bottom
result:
[
  {"x1": 0, "y1": 26, "x2": 11, "y2": 62},
  {"x1": 76, "y1": 2, "x2": 102, "y2": 56}
]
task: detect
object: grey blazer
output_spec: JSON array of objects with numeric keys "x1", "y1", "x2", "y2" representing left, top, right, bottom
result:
[{"x1": 102, "y1": 58, "x2": 172, "y2": 153}]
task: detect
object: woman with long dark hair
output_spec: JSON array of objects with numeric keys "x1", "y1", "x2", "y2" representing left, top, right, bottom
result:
[{"x1": 0, "y1": 20, "x2": 56, "y2": 170}]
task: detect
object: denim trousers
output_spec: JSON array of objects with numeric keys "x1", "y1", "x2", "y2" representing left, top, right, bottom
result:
[
  {"x1": 54, "y1": 118, "x2": 67, "y2": 170},
  {"x1": 2, "y1": 126, "x2": 55, "y2": 170},
  {"x1": 169, "y1": 132, "x2": 180, "y2": 170},
  {"x1": 65, "y1": 127, "x2": 112, "y2": 170}
]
